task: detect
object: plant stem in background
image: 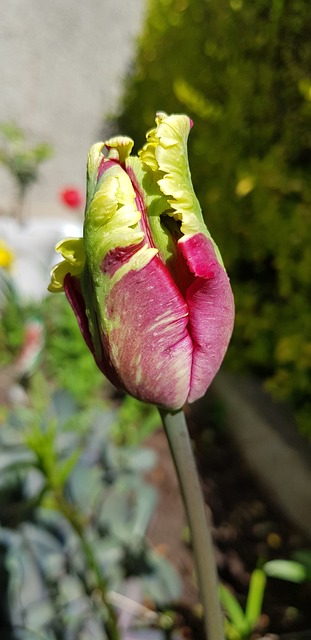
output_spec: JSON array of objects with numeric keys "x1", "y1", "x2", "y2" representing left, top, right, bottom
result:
[
  {"x1": 16, "y1": 183, "x2": 27, "y2": 225},
  {"x1": 160, "y1": 408, "x2": 224, "y2": 640},
  {"x1": 56, "y1": 494, "x2": 120, "y2": 640},
  {"x1": 25, "y1": 419, "x2": 120, "y2": 639}
]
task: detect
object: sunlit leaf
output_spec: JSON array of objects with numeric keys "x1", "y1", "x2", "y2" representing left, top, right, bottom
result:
[{"x1": 264, "y1": 559, "x2": 307, "y2": 583}]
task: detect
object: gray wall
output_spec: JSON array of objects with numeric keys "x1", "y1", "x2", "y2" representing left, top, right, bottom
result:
[{"x1": 0, "y1": 0, "x2": 145, "y2": 218}]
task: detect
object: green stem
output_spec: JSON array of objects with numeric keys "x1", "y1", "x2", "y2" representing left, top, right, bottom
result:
[
  {"x1": 16, "y1": 183, "x2": 27, "y2": 225},
  {"x1": 160, "y1": 408, "x2": 224, "y2": 640},
  {"x1": 56, "y1": 495, "x2": 120, "y2": 640}
]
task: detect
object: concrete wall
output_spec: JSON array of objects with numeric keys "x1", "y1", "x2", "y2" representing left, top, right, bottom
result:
[{"x1": 0, "y1": 0, "x2": 145, "y2": 218}]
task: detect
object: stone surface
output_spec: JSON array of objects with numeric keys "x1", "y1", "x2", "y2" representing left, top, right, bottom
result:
[{"x1": 0, "y1": 0, "x2": 145, "y2": 219}]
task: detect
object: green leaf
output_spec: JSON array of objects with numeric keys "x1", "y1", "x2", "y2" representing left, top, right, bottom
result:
[
  {"x1": 55, "y1": 448, "x2": 81, "y2": 488},
  {"x1": 117, "y1": 446, "x2": 157, "y2": 472},
  {"x1": 142, "y1": 550, "x2": 181, "y2": 603},
  {"x1": 51, "y1": 389, "x2": 78, "y2": 426},
  {"x1": 131, "y1": 482, "x2": 158, "y2": 538},
  {"x1": 113, "y1": 395, "x2": 159, "y2": 446},
  {"x1": 219, "y1": 584, "x2": 249, "y2": 637},
  {"x1": 264, "y1": 559, "x2": 307, "y2": 583},
  {"x1": 224, "y1": 619, "x2": 243, "y2": 640},
  {"x1": 0, "y1": 121, "x2": 25, "y2": 142},
  {"x1": 33, "y1": 142, "x2": 53, "y2": 162},
  {"x1": 0, "y1": 450, "x2": 34, "y2": 474},
  {"x1": 69, "y1": 465, "x2": 103, "y2": 513},
  {"x1": 245, "y1": 569, "x2": 266, "y2": 629},
  {"x1": 99, "y1": 475, "x2": 156, "y2": 541}
]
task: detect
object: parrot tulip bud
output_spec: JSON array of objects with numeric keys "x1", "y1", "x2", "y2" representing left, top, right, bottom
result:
[{"x1": 49, "y1": 113, "x2": 234, "y2": 410}]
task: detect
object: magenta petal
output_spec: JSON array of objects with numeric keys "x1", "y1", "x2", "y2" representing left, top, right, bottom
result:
[
  {"x1": 101, "y1": 240, "x2": 145, "y2": 277},
  {"x1": 103, "y1": 255, "x2": 193, "y2": 409},
  {"x1": 64, "y1": 274, "x2": 123, "y2": 389},
  {"x1": 64, "y1": 274, "x2": 96, "y2": 355},
  {"x1": 179, "y1": 234, "x2": 235, "y2": 403}
]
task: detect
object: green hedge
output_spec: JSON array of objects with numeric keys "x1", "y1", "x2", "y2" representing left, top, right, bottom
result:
[{"x1": 116, "y1": 0, "x2": 311, "y2": 435}]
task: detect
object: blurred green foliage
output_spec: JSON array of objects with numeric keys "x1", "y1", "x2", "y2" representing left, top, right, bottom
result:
[
  {"x1": 0, "y1": 276, "x2": 178, "y2": 637},
  {"x1": 0, "y1": 284, "x2": 105, "y2": 404},
  {"x1": 0, "y1": 121, "x2": 52, "y2": 189},
  {"x1": 116, "y1": 0, "x2": 311, "y2": 435},
  {"x1": 0, "y1": 122, "x2": 53, "y2": 222},
  {"x1": 42, "y1": 294, "x2": 106, "y2": 403},
  {"x1": 0, "y1": 274, "x2": 162, "y2": 450},
  {"x1": 111, "y1": 395, "x2": 159, "y2": 447},
  {"x1": 0, "y1": 271, "x2": 25, "y2": 366},
  {"x1": 0, "y1": 388, "x2": 179, "y2": 639}
]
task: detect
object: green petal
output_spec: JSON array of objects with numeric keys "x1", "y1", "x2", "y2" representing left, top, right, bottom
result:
[
  {"x1": 48, "y1": 260, "x2": 81, "y2": 293},
  {"x1": 104, "y1": 135, "x2": 134, "y2": 163},
  {"x1": 140, "y1": 113, "x2": 203, "y2": 233},
  {"x1": 48, "y1": 237, "x2": 85, "y2": 293},
  {"x1": 56, "y1": 237, "x2": 85, "y2": 266},
  {"x1": 86, "y1": 142, "x2": 105, "y2": 211},
  {"x1": 126, "y1": 154, "x2": 175, "y2": 266},
  {"x1": 139, "y1": 112, "x2": 224, "y2": 266},
  {"x1": 85, "y1": 163, "x2": 145, "y2": 272}
]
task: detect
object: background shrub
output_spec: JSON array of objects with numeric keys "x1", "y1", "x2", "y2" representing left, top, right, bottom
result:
[{"x1": 116, "y1": 0, "x2": 311, "y2": 435}]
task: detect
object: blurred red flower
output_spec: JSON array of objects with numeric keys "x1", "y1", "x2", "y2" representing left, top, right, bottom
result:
[{"x1": 60, "y1": 187, "x2": 83, "y2": 209}]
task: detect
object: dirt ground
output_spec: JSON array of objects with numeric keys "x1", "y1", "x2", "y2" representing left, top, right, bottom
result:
[{"x1": 145, "y1": 399, "x2": 311, "y2": 639}]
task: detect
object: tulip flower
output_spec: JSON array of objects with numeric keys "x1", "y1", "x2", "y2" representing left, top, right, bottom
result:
[{"x1": 49, "y1": 113, "x2": 234, "y2": 410}]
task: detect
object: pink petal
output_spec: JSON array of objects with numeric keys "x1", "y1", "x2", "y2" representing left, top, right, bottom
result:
[
  {"x1": 179, "y1": 233, "x2": 235, "y2": 403},
  {"x1": 101, "y1": 240, "x2": 145, "y2": 277},
  {"x1": 103, "y1": 255, "x2": 193, "y2": 409},
  {"x1": 64, "y1": 274, "x2": 123, "y2": 389},
  {"x1": 64, "y1": 274, "x2": 95, "y2": 355}
]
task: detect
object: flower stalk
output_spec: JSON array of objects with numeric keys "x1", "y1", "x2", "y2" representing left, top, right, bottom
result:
[
  {"x1": 160, "y1": 408, "x2": 224, "y2": 640},
  {"x1": 55, "y1": 492, "x2": 120, "y2": 640},
  {"x1": 47, "y1": 112, "x2": 234, "y2": 638}
]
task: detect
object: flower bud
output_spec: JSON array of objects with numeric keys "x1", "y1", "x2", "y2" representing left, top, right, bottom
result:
[{"x1": 49, "y1": 113, "x2": 234, "y2": 409}]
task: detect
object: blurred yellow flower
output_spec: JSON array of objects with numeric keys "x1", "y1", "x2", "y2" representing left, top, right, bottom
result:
[{"x1": 0, "y1": 239, "x2": 15, "y2": 270}]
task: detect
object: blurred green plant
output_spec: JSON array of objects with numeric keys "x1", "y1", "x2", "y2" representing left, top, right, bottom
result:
[
  {"x1": 0, "y1": 269, "x2": 25, "y2": 366},
  {"x1": 41, "y1": 293, "x2": 106, "y2": 404},
  {"x1": 220, "y1": 569, "x2": 266, "y2": 640},
  {"x1": 0, "y1": 387, "x2": 180, "y2": 640},
  {"x1": 111, "y1": 395, "x2": 160, "y2": 447},
  {"x1": 264, "y1": 554, "x2": 311, "y2": 583},
  {"x1": 0, "y1": 121, "x2": 53, "y2": 223},
  {"x1": 220, "y1": 556, "x2": 311, "y2": 640},
  {"x1": 0, "y1": 277, "x2": 105, "y2": 404},
  {"x1": 115, "y1": 0, "x2": 311, "y2": 437}
]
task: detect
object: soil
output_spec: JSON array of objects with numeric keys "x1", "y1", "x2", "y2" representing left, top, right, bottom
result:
[{"x1": 145, "y1": 394, "x2": 311, "y2": 639}]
